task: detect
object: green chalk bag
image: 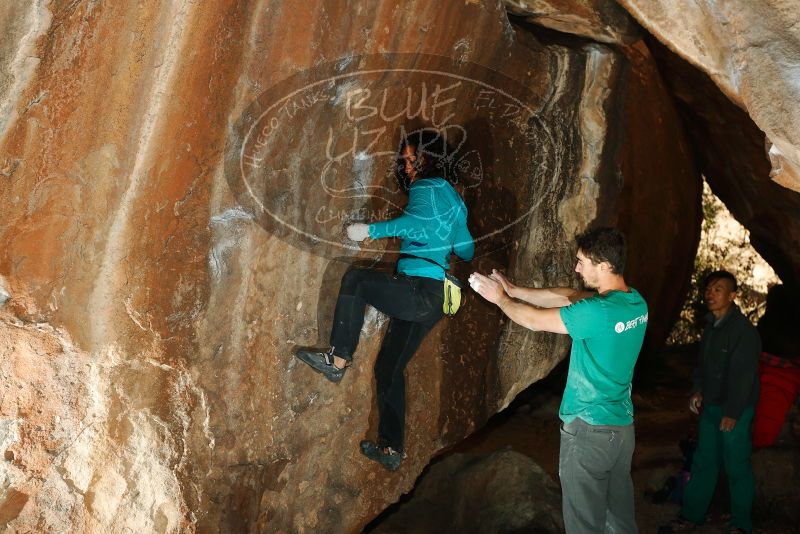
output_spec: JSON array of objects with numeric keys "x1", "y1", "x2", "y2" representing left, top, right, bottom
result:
[
  {"x1": 443, "y1": 272, "x2": 463, "y2": 315},
  {"x1": 398, "y1": 253, "x2": 464, "y2": 316}
]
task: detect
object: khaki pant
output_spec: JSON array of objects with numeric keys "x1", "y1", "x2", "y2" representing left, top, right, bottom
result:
[{"x1": 559, "y1": 417, "x2": 637, "y2": 533}]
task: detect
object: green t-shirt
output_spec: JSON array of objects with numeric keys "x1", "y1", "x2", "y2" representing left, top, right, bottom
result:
[{"x1": 558, "y1": 288, "x2": 648, "y2": 425}]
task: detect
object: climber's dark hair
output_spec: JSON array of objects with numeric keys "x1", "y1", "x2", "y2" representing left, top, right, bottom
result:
[{"x1": 395, "y1": 129, "x2": 457, "y2": 193}]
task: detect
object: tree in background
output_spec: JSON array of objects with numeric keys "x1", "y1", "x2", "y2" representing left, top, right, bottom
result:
[{"x1": 668, "y1": 181, "x2": 780, "y2": 345}]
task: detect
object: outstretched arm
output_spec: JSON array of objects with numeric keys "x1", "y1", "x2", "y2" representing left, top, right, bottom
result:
[
  {"x1": 491, "y1": 269, "x2": 592, "y2": 308},
  {"x1": 469, "y1": 272, "x2": 568, "y2": 334},
  {"x1": 368, "y1": 182, "x2": 434, "y2": 241}
]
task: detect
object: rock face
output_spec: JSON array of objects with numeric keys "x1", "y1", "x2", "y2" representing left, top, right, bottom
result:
[
  {"x1": 643, "y1": 36, "x2": 800, "y2": 286},
  {"x1": 619, "y1": 0, "x2": 800, "y2": 284},
  {"x1": 752, "y1": 446, "x2": 800, "y2": 526},
  {"x1": 504, "y1": 0, "x2": 641, "y2": 44},
  {"x1": 370, "y1": 449, "x2": 564, "y2": 534},
  {"x1": 618, "y1": 0, "x2": 800, "y2": 194},
  {"x1": 0, "y1": 0, "x2": 707, "y2": 532},
  {"x1": 0, "y1": 313, "x2": 190, "y2": 532}
]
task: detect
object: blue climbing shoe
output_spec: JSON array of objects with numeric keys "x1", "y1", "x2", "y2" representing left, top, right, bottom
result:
[
  {"x1": 360, "y1": 440, "x2": 404, "y2": 471},
  {"x1": 295, "y1": 348, "x2": 346, "y2": 383}
]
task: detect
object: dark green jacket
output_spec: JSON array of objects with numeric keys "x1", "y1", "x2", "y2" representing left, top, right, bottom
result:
[{"x1": 692, "y1": 305, "x2": 761, "y2": 419}]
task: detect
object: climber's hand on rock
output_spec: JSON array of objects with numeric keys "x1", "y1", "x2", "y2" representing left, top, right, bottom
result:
[{"x1": 346, "y1": 223, "x2": 370, "y2": 242}]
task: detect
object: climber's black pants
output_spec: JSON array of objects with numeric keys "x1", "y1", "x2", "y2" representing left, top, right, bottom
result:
[{"x1": 330, "y1": 268, "x2": 443, "y2": 452}]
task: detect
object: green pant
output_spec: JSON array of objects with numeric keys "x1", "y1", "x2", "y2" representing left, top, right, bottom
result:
[{"x1": 681, "y1": 405, "x2": 754, "y2": 532}]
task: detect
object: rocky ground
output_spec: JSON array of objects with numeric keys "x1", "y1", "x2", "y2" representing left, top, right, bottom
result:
[{"x1": 372, "y1": 345, "x2": 799, "y2": 533}]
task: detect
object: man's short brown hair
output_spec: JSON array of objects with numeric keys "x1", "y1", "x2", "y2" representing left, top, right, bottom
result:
[{"x1": 576, "y1": 227, "x2": 627, "y2": 275}]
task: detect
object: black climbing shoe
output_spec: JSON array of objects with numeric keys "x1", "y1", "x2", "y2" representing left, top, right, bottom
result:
[
  {"x1": 295, "y1": 349, "x2": 346, "y2": 383},
  {"x1": 360, "y1": 440, "x2": 404, "y2": 471}
]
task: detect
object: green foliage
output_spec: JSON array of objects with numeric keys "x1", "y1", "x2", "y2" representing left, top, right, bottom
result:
[{"x1": 667, "y1": 183, "x2": 776, "y2": 345}]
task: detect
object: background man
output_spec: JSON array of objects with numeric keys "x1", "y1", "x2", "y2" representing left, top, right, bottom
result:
[
  {"x1": 470, "y1": 227, "x2": 648, "y2": 534},
  {"x1": 660, "y1": 270, "x2": 760, "y2": 534}
]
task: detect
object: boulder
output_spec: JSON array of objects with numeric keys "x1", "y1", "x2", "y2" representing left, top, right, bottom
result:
[
  {"x1": 618, "y1": 0, "x2": 800, "y2": 193},
  {"x1": 370, "y1": 449, "x2": 564, "y2": 534},
  {"x1": 0, "y1": 0, "x2": 700, "y2": 531},
  {"x1": 503, "y1": 0, "x2": 641, "y2": 44},
  {"x1": 752, "y1": 446, "x2": 800, "y2": 525},
  {"x1": 643, "y1": 36, "x2": 800, "y2": 285}
]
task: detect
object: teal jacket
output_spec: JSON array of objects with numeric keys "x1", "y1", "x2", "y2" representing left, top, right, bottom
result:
[{"x1": 368, "y1": 177, "x2": 474, "y2": 280}]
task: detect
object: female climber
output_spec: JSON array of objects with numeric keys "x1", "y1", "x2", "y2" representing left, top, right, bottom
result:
[{"x1": 295, "y1": 128, "x2": 475, "y2": 471}]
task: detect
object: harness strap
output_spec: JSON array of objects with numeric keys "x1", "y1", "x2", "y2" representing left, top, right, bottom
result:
[{"x1": 397, "y1": 253, "x2": 448, "y2": 274}]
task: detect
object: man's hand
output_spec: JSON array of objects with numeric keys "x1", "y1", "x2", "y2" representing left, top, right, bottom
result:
[
  {"x1": 689, "y1": 393, "x2": 703, "y2": 415},
  {"x1": 489, "y1": 269, "x2": 517, "y2": 299},
  {"x1": 469, "y1": 272, "x2": 508, "y2": 305},
  {"x1": 346, "y1": 223, "x2": 370, "y2": 242},
  {"x1": 719, "y1": 417, "x2": 737, "y2": 432},
  {"x1": 469, "y1": 273, "x2": 568, "y2": 334}
]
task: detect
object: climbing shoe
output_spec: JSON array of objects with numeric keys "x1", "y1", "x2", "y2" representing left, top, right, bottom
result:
[
  {"x1": 360, "y1": 440, "x2": 404, "y2": 471},
  {"x1": 658, "y1": 517, "x2": 698, "y2": 533},
  {"x1": 295, "y1": 348, "x2": 346, "y2": 383}
]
